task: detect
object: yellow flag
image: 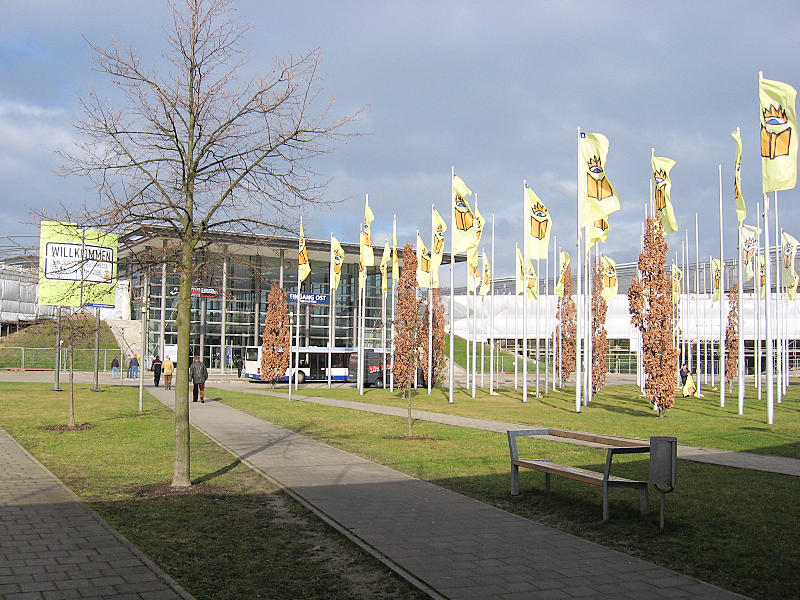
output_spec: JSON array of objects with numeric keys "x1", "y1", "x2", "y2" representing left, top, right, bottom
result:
[
  {"x1": 742, "y1": 224, "x2": 760, "y2": 282},
  {"x1": 416, "y1": 233, "x2": 431, "y2": 288},
  {"x1": 330, "y1": 236, "x2": 344, "y2": 291},
  {"x1": 467, "y1": 246, "x2": 480, "y2": 292},
  {"x1": 580, "y1": 132, "x2": 620, "y2": 228},
  {"x1": 758, "y1": 254, "x2": 767, "y2": 299},
  {"x1": 361, "y1": 198, "x2": 375, "y2": 267},
  {"x1": 358, "y1": 258, "x2": 365, "y2": 291},
  {"x1": 515, "y1": 247, "x2": 525, "y2": 295},
  {"x1": 298, "y1": 220, "x2": 311, "y2": 282},
  {"x1": 452, "y1": 175, "x2": 478, "y2": 253},
  {"x1": 392, "y1": 216, "x2": 400, "y2": 282},
  {"x1": 555, "y1": 251, "x2": 570, "y2": 297},
  {"x1": 711, "y1": 258, "x2": 722, "y2": 302},
  {"x1": 760, "y1": 77, "x2": 798, "y2": 193},
  {"x1": 653, "y1": 156, "x2": 678, "y2": 235},
  {"x1": 525, "y1": 186, "x2": 552, "y2": 260},
  {"x1": 431, "y1": 207, "x2": 448, "y2": 287},
  {"x1": 380, "y1": 242, "x2": 391, "y2": 293},
  {"x1": 782, "y1": 231, "x2": 799, "y2": 286},
  {"x1": 474, "y1": 204, "x2": 486, "y2": 249},
  {"x1": 479, "y1": 251, "x2": 491, "y2": 296},
  {"x1": 586, "y1": 217, "x2": 609, "y2": 250},
  {"x1": 671, "y1": 262, "x2": 682, "y2": 304},
  {"x1": 731, "y1": 129, "x2": 746, "y2": 225},
  {"x1": 525, "y1": 259, "x2": 538, "y2": 301},
  {"x1": 787, "y1": 270, "x2": 799, "y2": 301},
  {"x1": 601, "y1": 256, "x2": 618, "y2": 302}
]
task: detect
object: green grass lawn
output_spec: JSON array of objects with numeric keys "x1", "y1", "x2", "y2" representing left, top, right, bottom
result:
[
  {"x1": 208, "y1": 384, "x2": 800, "y2": 600},
  {"x1": 446, "y1": 335, "x2": 534, "y2": 372},
  {"x1": 295, "y1": 383, "x2": 800, "y2": 458},
  {"x1": 0, "y1": 383, "x2": 425, "y2": 600}
]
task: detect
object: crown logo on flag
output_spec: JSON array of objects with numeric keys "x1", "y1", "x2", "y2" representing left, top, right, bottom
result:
[
  {"x1": 529, "y1": 201, "x2": 549, "y2": 240},
  {"x1": 761, "y1": 104, "x2": 792, "y2": 159},
  {"x1": 763, "y1": 104, "x2": 788, "y2": 125},
  {"x1": 454, "y1": 195, "x2": 474, "y2": 231},
  {"x1": 587, "y1": 156, "x2": 604, "y2": 175}
]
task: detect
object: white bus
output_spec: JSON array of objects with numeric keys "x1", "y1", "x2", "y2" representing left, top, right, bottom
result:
[{"x1": 243, "y1": 346, "x2": 354, "y2": 383}]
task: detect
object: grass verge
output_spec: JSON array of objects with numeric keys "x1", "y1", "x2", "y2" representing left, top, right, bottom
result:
[
  {"x1": 212, "y1": 384, "x2": 800, "y2": 600},
  {"x1": 0, "y1": 383, "x2": 427, "y2": 600},
  {"x1": 293, "y1": 383, "x2": 800, "y2": 458}
]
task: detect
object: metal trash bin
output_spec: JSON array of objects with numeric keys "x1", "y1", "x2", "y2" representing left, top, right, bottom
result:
[{"x1": 649, "y1": 436, "x2": 677, "y2": 530}]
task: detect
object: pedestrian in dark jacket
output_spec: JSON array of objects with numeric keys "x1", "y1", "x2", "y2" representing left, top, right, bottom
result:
[
  {"x1": 189, "y1": 356, "x2": 209, "y2": 403},
  {"x1": 152, "y1": 356, "x2": 163, "y2": 387},
  {"x1": 111, "y1": 356, "x2": 120, "y2": 379},
  {"x1": 236, "y1": 357, "x2": 243, "y2": 378},
  {"x1": 679, "y1": 363, "x2": 689, "y2": 386}
]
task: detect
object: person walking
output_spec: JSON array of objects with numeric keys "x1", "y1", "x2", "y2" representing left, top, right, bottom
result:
[
  {"x1": 126, "y1": 355, "x2": 133, "y2": 378},
  {"x1": 152, "y1": 355, "x2": 163, "y2": 388},
  {"x1": 162, "y1": 356, "x2": 174, "y2": 390},
  {"x1": 129, "y1": 355, "x2": 140, "y2": 379},
  {"x1": 679, "y1": 363, "x2": 689, "y2": 387},
  {"x1": 111, "y1": 356, "x2": 120, "y2": 379},
  {"x1": 236, "y1": 356, "x2": 243, "y2": 378},
  {"x1": 189, "y1": 355, "x2": 208, "y2": 403}
]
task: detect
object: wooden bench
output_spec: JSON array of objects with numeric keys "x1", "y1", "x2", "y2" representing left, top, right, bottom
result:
[{"x1": 507, "y1": 429, "x2": 650, "y2": 522}]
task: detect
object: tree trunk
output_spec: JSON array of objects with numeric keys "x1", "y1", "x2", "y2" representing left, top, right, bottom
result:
[
  {"x1": 68, "y1": 345, "x2": 75, "y2": 428},
  {"x1": 406, "y1": 390, "x2": 412, "y2": 438},
  {"x1": 171, "y1": 236, "x2": 194, "y2": 488}
]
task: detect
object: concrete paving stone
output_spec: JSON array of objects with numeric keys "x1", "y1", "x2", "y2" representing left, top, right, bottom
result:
[
  {"x1": 440, "y1": 583, "x2": 509, "y2": 599},
  {"x1": 0, "y1": 582, "x2": 22, "y2": 594},
  {"x1": 18, "y1": 581, "x2": 57, "y2": 593},
  {"x1": 3, "y1": 592, "x2": 45, "y2": 600},
  {"x1": 0, "y1": 574, "x2": 35, "y2": 584},
  {"x1": 563, "y1": 585, "x2": 598, "y2": 598}
]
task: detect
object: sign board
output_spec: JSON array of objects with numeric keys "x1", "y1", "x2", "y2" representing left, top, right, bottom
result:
[
  {"x1": 38, "y1": 221, "x2": 117, "y2": 308},
  {"x1": 287, "y1": 292, "x2": 330, "y2": 305},
  {"x1": 168, "y1": 286, "x2": 218, "y2": 298}
]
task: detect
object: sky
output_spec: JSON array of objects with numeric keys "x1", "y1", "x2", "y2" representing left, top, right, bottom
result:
[{"x1": 2, "y1": 0, "x2": 800, "y2": 280}]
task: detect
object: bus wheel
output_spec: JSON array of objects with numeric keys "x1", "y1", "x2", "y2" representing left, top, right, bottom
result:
[
  {"x1": 297, "y1": 371, "x2": 306, "y2": 384},
  {"x1": 374, "y1": 377, "x2": 383, "y2": 389}
]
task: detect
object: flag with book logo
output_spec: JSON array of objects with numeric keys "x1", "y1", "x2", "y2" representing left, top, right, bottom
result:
[
  {"x1": 431, "y1": 208, "x2": 448, "y2": 288},
  {"x1": 653, "y1": 156, "x2": 678, "y2": 235},
  {"x1": 480, "y1": 252, "x2": 491, "y2": 296},
  {"x1": 555, "y1": 251, "x2": 570, "y2": 298},
  {"x1": 298, "y1": 220, "x2": 311, "y2": 282},
  {"x1": 453, "y1": 176, "x2": 479, "y2": 253},
  {"x1": 526, "y1": 260, "x2": 538, "y2": 301},
  {"x1": 525, "y1": 186, "x2": 551, "y2": 259},
  {"x1": 731, "y1": 129, "x2": 746, "y2": 225},
  {"x1": 760, "y1": 77, "x2": 798, "y2": 193},
  {"x1": 671, "y1": 262, "x2": 682, "y2": 304},
  {"x1": 601, "y1": 256, "x2": 618, "y2": 302},
  {"x1": 330, "y1": 236, "x2": 344, "y2": 291},
  {"x1": 758, "y1": 255, "x2": 767, "y2": 299},
  {"x1": 380, "y1": 243, "x2": 391, "y2": 293},
  {"x1": 742, "y1": 224, "x2": 760, "y2": 282},
  {"x1": 515, "y1": 247, "x2": 525, "y2": 295},
  {"x1": 711, "y1": 258, "x2": 722, "y2": 302},
  {"x1": 580, "y1": 132, "x2": 620, "y2": 228},
  {"x1": 416, "y1": 234, "x2": 431, "y2": 289}
]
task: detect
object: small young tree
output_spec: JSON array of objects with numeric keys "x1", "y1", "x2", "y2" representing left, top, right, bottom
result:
[
  {"x1": 261, "y1": 285, "x2": 291, "y2": 386},
  {"x1": 591, "y1": 261, "x2": 609, "y2": 394},
  {"x1": 628, "y1": 217, "x2": 678, "y2": 417},
  {"x1": 394, "y1": 243, "x2": 421, "y2": 437},
  {"x1": 61, "y1": 312, "x2": 97, "y2": 428},
  {"x1": 725, "y1": 283, "x2": 739, "y2": 384},
  {"x1": 420, "y1": 288, "x2": 447, "y2": 386},
  {"x1": 555, "y1": 266, "x2": 577, "y2": 381}
]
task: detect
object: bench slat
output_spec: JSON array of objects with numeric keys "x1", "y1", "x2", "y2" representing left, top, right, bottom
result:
[{"x1": 514, "y1": 459, "x2": 646, "y2": 487}]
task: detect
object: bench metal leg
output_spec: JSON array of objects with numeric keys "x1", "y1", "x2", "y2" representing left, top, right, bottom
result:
[
  {"x1": 511, "y1": 464, "x2": 519, "y2": 496},
  {"x1": 602, "y1": 483, "x2": 609, "y2": 522},
  {"x1": 544, "y1": 472, "x2": 551, "y2": 494},
  {"x1": 639, "y1": 485, "x2": 650, "y2": 515}
]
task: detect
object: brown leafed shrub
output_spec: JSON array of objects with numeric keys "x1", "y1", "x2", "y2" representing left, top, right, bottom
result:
[
  {"x1": 591, "y1": 261, "x2": 609, "y2": 394},
  {"x1": 726, "y1": 283, "x2": 739, "y2": 384},
  {"x1": 555, "y1": 265, "x2": 576, "y2": 381},
  {"x1": 421, "y1": 288, "x2": 447, "y2": 386},
  {"x1": 627, "y1": 217, "x2": 678, "y2": 416},
  {"x1": 260, "y1": 285, "x2": 291, "y2": 384}
]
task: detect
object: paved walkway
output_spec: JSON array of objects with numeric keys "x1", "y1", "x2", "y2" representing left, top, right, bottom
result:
[
  {"x1": 147, "y1": 384, "x2": 748, "y2": 599},
  {"x1": 0, "y1": 427, "x2": 193, "y2": 600},
  {"x1": 211, "y1": 381, "x2": 800, "y2": 477}
]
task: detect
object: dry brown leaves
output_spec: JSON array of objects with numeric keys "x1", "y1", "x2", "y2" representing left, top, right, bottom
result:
[
  {"x1": 260, "y1": 284, "x2": 291, "y2": 382},
  {"x1": 726, "y1": 283, "x2": 739, "y2": 384},
  {"x1": 591, "y1": 261, "x2": 609, "y2": 394}
]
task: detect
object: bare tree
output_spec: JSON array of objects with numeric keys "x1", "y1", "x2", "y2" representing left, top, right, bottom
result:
[
  {"x1": 555, "y1": 266, "x2": 576, "y2": 381},
  {"x1": 725, "y1": 284, "x2": 739, "y2": 384},
  {"x1": 394, "y1": 244, "x2": 421, "y2": 437},
  {"x1": 56, "y1": 0, "x2": 358, "y2": 486},
  {"x1": 628, "y1": 217, "x2": 678, "y2": 417},
  {"x1": 260, "y1": 285, "x2": 290, "y2": 385},
  {"x1": 591, "y1": 261, "x2": 609, "y2": 394}
]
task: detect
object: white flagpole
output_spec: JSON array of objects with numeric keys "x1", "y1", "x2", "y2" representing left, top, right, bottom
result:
[
  {"x1": 481, "y1": 288, "x2": 485, "y2": 389},
  {"x1": 449, "y1": 167, "x2": 456, "y2": 404},
  {"x1": 575, "y1": 127, "x2": 583, "y2": 413},
  {"x1": 522, "y1": 182, "x2": 529, "y2": 403},
  {"x1": 756, "y1": 202, "x2": 762, "y2": 398},
  {"x1": 764, "y1": 193, "x2": 774, "y2": 423},
  {"x1": 429, "y1": 204, "x2": 434, "y2": 396},
  {"x1": 685, "y1": 229, "x2": 691, "y2": 370},
  {"x1": 382, "y1": 259, "x2": 387, "y2": 390},
  {"x1": 514, "y1": 280, "x2": 519, "y2": 389},
  {"x1": 490, "y1": 214, "x2": 496, "y2": 395},
  {"x1": 696, "y1": 212, "x2": 702, "y2": 396},
  {"x1": 736, "y1": 127, "x2": 746, "y2": 414},
  {"x1": 391, "y1": 214, "x2": 397, "y2": 393},
  {"x1": 775, "y1": 193, "x2": 782, "y2": 405},
  {"x1": 472, "y1": 282, "x2": 477, "y2": 398},
  {"x1": 328, "y1": 233, "x2": 334, "y2": 389},
  {"x1": 545, "y1": 243, "x2": 550, "y2": 395},
  {"x1": 536, "y1": 258, "x2": 540, "y2": 398},
  {"x1": 295, "y1": 219, "x2": 303, "y2": 392},
  {"x1": 719, "y1": 165, "x2": 726, "y2": 407},
  {"x1": 552, "y1": 235, "x2": 558, "y2": 389}
]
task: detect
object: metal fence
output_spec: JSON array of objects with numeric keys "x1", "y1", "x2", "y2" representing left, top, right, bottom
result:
[{"x1": 0, "y1": 347, "x2": 123, "y2": 371}]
